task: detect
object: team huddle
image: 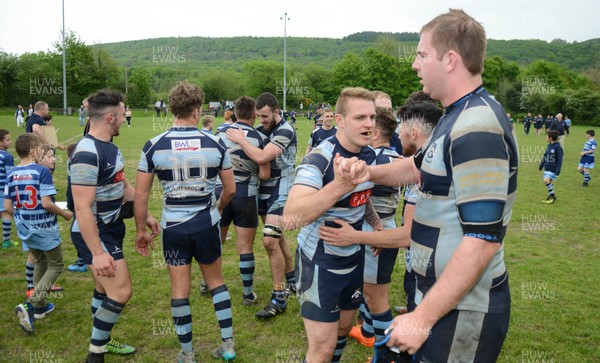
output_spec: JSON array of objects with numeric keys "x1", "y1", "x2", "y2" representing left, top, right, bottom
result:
[{"x1": 3, "y1": 8, "x2": 597, "y2": 363}]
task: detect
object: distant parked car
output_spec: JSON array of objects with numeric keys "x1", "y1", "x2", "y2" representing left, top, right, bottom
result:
[{"x1": 224, "y1": 101, "x2": 235, "y2": 110}]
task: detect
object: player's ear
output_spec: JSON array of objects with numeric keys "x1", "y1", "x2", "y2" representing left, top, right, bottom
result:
[{"x1": 335, "y1": 113, "x2": 343, "y2": 129}]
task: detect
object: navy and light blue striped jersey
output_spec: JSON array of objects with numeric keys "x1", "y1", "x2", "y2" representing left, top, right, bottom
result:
[
  {"x1": 216, "y1": 122, "x2": 265, "y2": 197},
  {"x1": 580, "y1": 138, "x2": 596, "y2": 164},
  {"x1": 370, "y1": 146, "x2": 400, "y2": 219},
  {"x1": 5, "y1": 163, "x2": 60, "y2": 250},
  {"x1": 138, "y1": 126, "x2": 231, "y2": 233},
  {"x1": 403, "y1": 184, "x2": 418, "y2": 206},
  {"x1": 295, "y1": 136, "x2": 376, "y2": 273},
  {"x1": 257, "y1": 120, "x2": 297, "y2": 199},
  {"x1": 307, "y1": 126, "x2": 337, "y2": 149},
  {"x1": 215, "y1": 123, "x2": 231, "y2": 134},
  {"x1": 69, "y1": 135, "x2": 126, "y2": 233},
  {"x1": 0, "y1": 149, "x2": 15, "y2": 195},
  {"x1": 411, "y1": 87, "x2": 518, "y2": 314}
]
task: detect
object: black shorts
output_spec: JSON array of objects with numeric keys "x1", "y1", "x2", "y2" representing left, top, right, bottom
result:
[
  {"x1": 257, "y1": 198, "x2": 268, "y2": 216},
  {"x1": 296, "y1": 248, "x2": 363, "y2": 323},
  {"x1": 71, "y1": 221, "x2": 126, "y2": 265},
  {"x1": 220, "y1": 196, "x2": 258, "y2": 228},
  {"x1": 258, "y1": 192, "x2": 287, "y2": 216},
  {"x1": 162, "y1": 224, "x2": 222, "y2": 266},
  {"x1": 404, "y1": 267, "x2": 417, "y2": 312},
  {"x1": 415, "y1": 308, "x2": 510, "y2": 362}
]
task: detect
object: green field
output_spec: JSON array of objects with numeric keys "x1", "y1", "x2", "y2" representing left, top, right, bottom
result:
[{"x1": 0, "y1": 112, "x2": 598, "y2": 362}]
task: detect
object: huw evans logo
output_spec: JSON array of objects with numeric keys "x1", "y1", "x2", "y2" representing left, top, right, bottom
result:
[
  {"x1": 30, "y1": 78, "x2": 63, "y2": 95},
  {"x1": 152, "y1": 46, "x2": 186, "y2": 63}
]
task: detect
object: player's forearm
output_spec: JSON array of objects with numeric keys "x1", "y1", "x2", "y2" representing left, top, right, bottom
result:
[
  {"x1": 41, "y1": 198, "x2": 69, "y2": 218},
  {"x1": 364, "y1": 201, "x2": 381, "y2": 229},
  {"x1": 133, "y1": 194, "x2": 150, "y2": 233},
  {"x1": 369, "y1": 157, "x2": 419, "y2": 187},
  {"x1": 239, "y1": 139, "x2": 270, "y2": 165},
  {"x1": 258, "y1": 163, "x2": 271, "y2": 180},
  {"x1": 217, "y1": 186, "x2": 235, "y2": 211},
  {"x1": 32, "y1": 126, "x2": 49, "y2": 144},
  {"x1": 352, "y1": 226, "x2": 411, "y2": 248},
  {"x1": 283, "y1": 184, "x2": 346, "y2": 229},
  {"x1": 123, "y1": 179, "x2": 135, "y2": 202},
  {"x1": 412, "y1": 236, "x2": 500, "y2": 326}
]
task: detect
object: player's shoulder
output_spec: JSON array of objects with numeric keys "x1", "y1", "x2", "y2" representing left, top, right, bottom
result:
[
  {"x1": 452, "y1": 102, "x2": 505, "y2": 137},
  {"x1": 301, "y1": 147, "x2": 332, "y2": 174},
  {"x1": 74, "y1": 136, "x2": 95, "y2": 151},
  {"x1": 277, "y1": 120, "x2": 296, "y2": 134},
  {"x1": 361, "y1": 145, "x2": 377, "y2": 164},
  {"x1": 201, "y1": 131, "x2": 227, "y2": 149},
  {"x1": 376, "y1": 146, "x2": 400, "y2": 159},
  {"x1": 235, "y1": 123, "x2": 261, "y2": 137},
  {"x1": 0, "y1": 149, "x2": 11, "y2": 161},
  {"x1": 149, "y1": 129, "x2": 172, "y2": 144}
]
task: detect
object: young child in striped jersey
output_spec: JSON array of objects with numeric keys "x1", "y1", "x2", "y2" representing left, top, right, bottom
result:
[{"x1": 7, "y1": 134, "x2": 72, "y2": 334}]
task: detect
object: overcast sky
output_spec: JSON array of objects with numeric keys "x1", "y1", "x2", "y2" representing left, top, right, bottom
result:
[{"x1": 1, "y1": 0, "x2": 598, "y2": 55}]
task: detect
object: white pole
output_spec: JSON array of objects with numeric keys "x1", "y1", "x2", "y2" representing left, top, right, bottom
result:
[
  {"x1": 62, "y1": 0, "x2": 67, "y2": 114},
  {"x1": 281, "y1": 12, "x2": 289, "y2": 113}
]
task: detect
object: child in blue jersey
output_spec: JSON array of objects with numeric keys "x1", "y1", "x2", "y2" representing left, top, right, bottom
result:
[
  {"x1": 23, "y1": 145, "x2": 65, "y2": 296},
  {"x1": 201, "y1": 115, "x2": 215, "y2": 134},
  {"x1": 539, "y1": 130, "x2": 563, "y2": 204},
  {"x1": 578, "y1": 130, "x2": 596, "y2": 187},
  {"x1": 0, "y1": 129, "x2": 17, "y2": 249},
  {"x1": 7, "y1": 134, "x2": 73, "y2": 334}
]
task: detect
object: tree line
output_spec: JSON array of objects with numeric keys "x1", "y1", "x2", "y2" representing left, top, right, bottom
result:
[{"x1": 1, "y1": 32, "x2": 599, "y2": 124}]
